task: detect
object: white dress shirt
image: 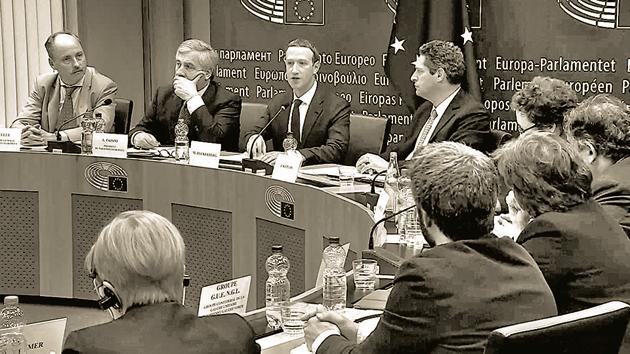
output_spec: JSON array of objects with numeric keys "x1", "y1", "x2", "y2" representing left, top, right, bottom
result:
[{"x1": 289, "y1": 81, "x2": 318, "y2": 140}]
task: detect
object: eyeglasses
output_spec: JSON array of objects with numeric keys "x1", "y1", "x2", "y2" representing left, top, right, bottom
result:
[
  {"x1": 518, "y1": 124, "x2": 538, "y2": 134},
  {"x1": 154, "y1": 148, "x2": 177, "y2": 158}
]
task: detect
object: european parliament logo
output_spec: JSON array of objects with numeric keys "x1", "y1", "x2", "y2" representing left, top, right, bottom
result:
[
  {"x1": 557, "y1": 0, "x2": 630, "y2": 29},
  {"x1": 84, "y1": 162, "x2": 128, "y2": 193},
  {"x1": 265, "y1": 185, "x2": 295, "y2": 220},
  {"x1": 241, "y1": 0, "x2": 325, "y2": 25}
]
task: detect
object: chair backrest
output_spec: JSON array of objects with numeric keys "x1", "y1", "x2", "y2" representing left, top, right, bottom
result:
[
  {"x1": 483, "y1": 301, "x2": 630, "y2": 354},
  {"x1": 239, "y1": 102, "x2": 269, "y2": 150},
  {"x1": 490, "y1": 129, "x2": 513, "y2": 152},
  {"x1": 344, "y1": 114, "x2": 391, "y2": 165},
  {"x1": 113, "y1": 98, "x2": 133, "y2": 134}
]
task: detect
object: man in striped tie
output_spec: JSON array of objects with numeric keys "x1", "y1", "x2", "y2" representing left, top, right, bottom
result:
[
  {"x1": 356, "y1": 40, "x2": 490, "y2": 173},
  {"x1": 14, "y1": 32, "x2": 117, "y2": 145}
]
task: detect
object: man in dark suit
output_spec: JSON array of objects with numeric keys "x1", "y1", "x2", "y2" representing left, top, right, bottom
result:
[
  {"x1": 63, "y1": 210, "x2": 259, "y2": 354},
  {"x1": 305, "y1": 142, "x2": 557, "y2": 354},
  {"x1": 241, "y1": 38, "x2": 350, "y2": 165},
  {"x1": 130, "y1": 39, "x2": 241, "y2": 152},
  {"x1": 565, "y1": 94, "x2": 630, "y2": 237},
  {"x1": 356, "y1": 40, "x2": 490, "y2": 173}
]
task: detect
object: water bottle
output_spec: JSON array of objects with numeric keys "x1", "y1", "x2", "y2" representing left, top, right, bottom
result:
[
  {"x1": 80, "y1": 113, "x2": 96, "y2": 155},
  {"x1": 384, "y1": 152, "x2": 400, "y2": 214},
  {"x1": 94, "y1": 112, "x2": 105, "y2": 133},
  {"x1": 322, "y1": 237, "x2": 347, "y2": 311},
  {"x1": 265, "y1": 245, "x2": 290, "y2": 329},
  {"x1": 396, "y1": 175, "x2": 414, "y2": 243},
  {"x1": 282, "y1": 132, "x2": 298, "y2": 152},
  {"x1": 0, "y1": 296, "x2": 28, "y2": 354},
  {"x1": 174, "y1": 118, "x2": 189, "y2": 163}
]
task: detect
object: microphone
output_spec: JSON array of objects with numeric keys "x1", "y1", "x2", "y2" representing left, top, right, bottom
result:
[
  {"x1": 370, "y1": 169, "x2": 388, "y2": 194},
  {"x1": 55, "y1": 98, "x2": 113, "y2": 141},
  {"x1": 368, "y1": 203, "x2": 417, "y2": 250},
  {"x1": 242, "y1": 104, "x2": 289, "y2": 175}
]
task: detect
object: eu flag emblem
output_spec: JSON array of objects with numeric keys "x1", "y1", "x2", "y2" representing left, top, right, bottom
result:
[
  {"x1": 108, "y1": 176, "x2": 128, "y2": 192},
  {"x1": 280, "y1": 202, "x2": 295, "y2": 220},
  {"x1": 284, "y1": 0, "x2": 324, "y2": 25}
]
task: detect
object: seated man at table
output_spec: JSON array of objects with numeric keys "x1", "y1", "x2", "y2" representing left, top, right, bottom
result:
[
  {"x1": 241, "y1": 38, "x2": 350, "y2": 165},
  {"x1": 564, "y1": 94, "x2": 630, "y2": 237},
  {"x1": 304, "y1": 142, "x2": 557, "y2": 354},
  {"x1": 356, "y1": 40, "x2": 490, "y2": 173},
  {"x1": 62, "y1": 210, "x2": 259, "y2": 354},
  {"x1": 130, "y1": 39, "x2": 241, "y2": 152},
  {"x1": 14, "y1": 31, "x2": 117, "y2": 145}
]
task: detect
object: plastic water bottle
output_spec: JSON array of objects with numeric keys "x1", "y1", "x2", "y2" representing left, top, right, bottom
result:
[
  {"x1": 94, "y1": 112, "x2": 105, "y2": 133},
  {"x1": 282, "y1": 132, "x2": 298, "y2": 152},
  {"x1": 265, "y1": 245, "x2": 290, "y2": 329},
  {"x1": 0, "y1": 296, "x2": 28, "y2": 354},
  {"x1": 322, "y1": 237, "x2": 347, "y2": 311},
  {"x1": 384, "y1": 152, "x2": 400, "y2": 214},
  {"x1": 174, "y1": 118, "x2": 189, "y2": 162},
  {"x1": 80, "y1": 113, "x2": 96, "y2": 155}
]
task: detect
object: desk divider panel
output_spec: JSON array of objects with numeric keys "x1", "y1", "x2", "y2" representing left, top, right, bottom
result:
[
  {"x1": 0, "y1": 191, "x2": 39, "y2": 294},
  {"x1": 71, "y1": 194, "x2": 143, "y2": 299},
  {"x1": 256, "y1": 219, "x2": 305, "y2": 308},
  {"x1": 171, "y1": 204, "x2": 232, "y2": 313}
]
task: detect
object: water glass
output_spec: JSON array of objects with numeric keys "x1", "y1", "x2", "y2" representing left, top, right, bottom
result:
[
  {"x1": 352, "y1": 259, "x2": 378, "y2": 290},
  {"x1": 280, "y1": 302, "x2": 308, "y2": 336},
  {"x1": 338, "y1": 166, "x2": 355, "y2": 188},
  {"x1": 405, "y1": 220, "x2": 427, "y2": 248},
  {"x1": 398, "y1": 206, "x2": 418, "y2": 245}
]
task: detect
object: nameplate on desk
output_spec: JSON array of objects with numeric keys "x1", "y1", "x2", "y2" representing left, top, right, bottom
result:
[
  {"x1": 0, "y1": 128, "x2": 21, "y2": 151},
  {"x1": 189, "y1": 141, "x2": 221, "y2": 168},
  {"x1": 198, "y1": 275, "x2": 251, "y2": 317},
  {"x1": 0, "y1": 317, "x2": 67, "y2": 354},
  {"x1": 92, "y1": 133, "x2": 127, "y2": 158},
  {"x1": 272, "y1": 152, "x2": 303, "y2": 183}
]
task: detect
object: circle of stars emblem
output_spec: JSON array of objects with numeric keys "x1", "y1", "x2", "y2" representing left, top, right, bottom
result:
[{"x1": 294, "y1": 0, "x2": 315, "y2": 21}]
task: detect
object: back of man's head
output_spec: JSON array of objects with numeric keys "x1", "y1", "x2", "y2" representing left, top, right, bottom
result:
[{"x1": 409, "y1": 142, "x2": 499, "y2": 241}]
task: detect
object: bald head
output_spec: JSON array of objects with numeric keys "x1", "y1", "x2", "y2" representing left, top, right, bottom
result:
[{"x1": 45, "y1": 32, "x2": 87, "y2": 85}]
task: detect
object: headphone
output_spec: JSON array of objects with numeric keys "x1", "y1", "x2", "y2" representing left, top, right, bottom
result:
[{"x1": 94, "y1": 279, "x2": 123, "y2": 311}]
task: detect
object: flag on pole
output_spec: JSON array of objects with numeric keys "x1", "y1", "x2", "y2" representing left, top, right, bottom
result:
[{"x1": 384, "y1": 0, "x2": 481, "y2": 113}]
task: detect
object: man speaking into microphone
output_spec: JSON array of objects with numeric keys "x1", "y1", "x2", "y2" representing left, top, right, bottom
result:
[
  {"x1": 241, "y1": 39, "x2": 350, "y2": 165},
  {"x1": 129, "y1": 39, "x2": 241, "y2": 152},
  {"x1": 14, "y1": 32, "x2": 117, "y2": 145}
]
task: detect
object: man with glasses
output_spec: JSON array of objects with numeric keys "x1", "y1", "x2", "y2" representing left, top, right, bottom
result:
[
  {"x1": 130, "y1": 39, "x2": 241, "y2": 152},
  {"x1": 241, "y1": 38, "x2": 350, "y2": 165}
]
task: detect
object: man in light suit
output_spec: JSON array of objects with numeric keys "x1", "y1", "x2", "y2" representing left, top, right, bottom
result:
[
  {"x1": 63, "y1": 210, "x2": 259, "y2": 354},
  {"x1": 129, "y1": 39, "x2": 241, "y2": 152},
  {"x1": 565, "y1": 94, "x2": 630, "y2": 237},
  {"x1": 356, "y1": 40, "x2": 490, "y2": 172},
  {"x1": 14, "y1": 32, "x2": 117, "y2": 144},
  {"x1": 241, "y1": 38, "x2": 350, "y2": 165},
  {"x1": 304, "y1": 142, "x2": 557, "y2": 354}
]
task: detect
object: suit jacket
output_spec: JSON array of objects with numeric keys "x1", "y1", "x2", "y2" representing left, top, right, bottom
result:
[
  {"x1": 381, "y1": 89, "x2": 490, "y2": 160},
  {"x1": 240, "y1": 84, "x2": 350, "y2": 165},
  {"x1": 15, "y1": 67, "x2": 117, "y2": 142},
  {"x1": 130, "y1": 81, "x2": 241, "y2": 152},
  {"x1": 517, "y1": 199, "x2": 630, "y2": 353},
  {"x1": 62, "y1": 302, "x2": 260, "y2": 354},
  {"x1": 592, "y1": 157, "x2": 630, "y2": 237},
  {"x1": 318, "y1": 236, "x2": 557, "y2": 354}
]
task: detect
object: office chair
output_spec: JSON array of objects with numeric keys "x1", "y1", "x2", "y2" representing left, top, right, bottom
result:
[
  {"x1": 344, "y1": 113, "x2": 391, "y2": 166},
  {"x1": 113, "y1": 98, "x2": 133, "y2": 134}
]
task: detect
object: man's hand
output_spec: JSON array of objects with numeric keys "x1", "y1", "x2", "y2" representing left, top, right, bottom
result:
[
  {"x1": 21, "y1": 125, "x2": 44, "y2": 146},
  {"x1": 173, "y1": 74, "x2": 201, "y2": 101},
  {"x1": 133, "y1": 132, "x2": 160, "y2": 149},
  {"x1": 356, "y1": 153, "x2": 388, "y2": 174},
  {"x1": 246, "y1": 135, "x2": 266, "y2": 158},
  {"x1": 260, "y1": 151, "x2": 281, "y2": 165},
  {"x1": 315, "y1": 311, "x2": 359, "y2": 344}
]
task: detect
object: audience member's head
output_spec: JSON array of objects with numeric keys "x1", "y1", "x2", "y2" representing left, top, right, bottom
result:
[
  {"x1": 564, "y1": 94, "x2": 630, "y2": 177},
  {"x1": 411, "y1": 40, "x2": 465, "y2": 104},
  {"x1": 86, "y1": 210, "x2": 185, "y2": 317},
  {"x1": 409, "y1": 142, "x2": 499, "y2": 246},
  {"x1": 494, "y1": 132, "x2": 592, "y2": 218},
  {"x1": 511, "y1": 76, "x2": 578, "y2": 135},
  {"x1": 285, "y1": 38, "x2": 320, "y2": 97},
  {"x1": 175, "y1": 39, "x2": 218, "y2": 90},
  {"x1": 44, "y1": 32, "x2": 86, "y2": 86}
]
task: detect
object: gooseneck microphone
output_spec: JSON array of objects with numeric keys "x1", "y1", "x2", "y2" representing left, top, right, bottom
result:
[
  {"x1": 368, "y1": 203, "x2": 417, "y2": 250},
  {"x1": 248, "y1": 104, "x2": 289, "y2": 159},
  {"x1": 370, "y1": 169, "x2": 388, "y2": 194},
  {"x1": 55, "y1": 98, "x2": 113, "y2": 141}
]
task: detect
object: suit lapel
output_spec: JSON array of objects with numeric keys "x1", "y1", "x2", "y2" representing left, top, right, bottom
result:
[
  {"x1": 429, "y1": 90, "x2": 464, "y2": 142},
  {"x1": 273, "y1": 93, "x2": 292, "y2": 145},
  {"x1": 407, "y1": 101, "x2": 432, "y2": 146},
  {"x1": 47, "y1": 75, "x2": 62, "y2": 131},
  {"x1": 75, "y1": 67, "x2": 94, "y2": 117},
  {"x1": 300, "y1": 86, "x2": 324, "y2": 147}
]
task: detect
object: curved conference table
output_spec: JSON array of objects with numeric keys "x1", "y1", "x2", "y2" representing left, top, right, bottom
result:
[{"x1": 0, "y1": 151, "x2": 375, "y2": 313}]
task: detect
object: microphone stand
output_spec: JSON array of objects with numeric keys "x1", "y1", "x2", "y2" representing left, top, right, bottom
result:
[
  {"x1": 368, "y1": 203, "x2": 417, "y2": 250},
  {"x1": 47, "y1": 99, "x2": 113, "y2": 153},
  {"x1": 242, "y1": 105, "x2": 288, "y2": 175}
]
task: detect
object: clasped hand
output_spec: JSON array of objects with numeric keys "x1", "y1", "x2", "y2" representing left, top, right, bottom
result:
[
  {"x1": 302, "y1": 305, "x2": 358, "y2": 351},
  {"x1": 21, "y1": 124, "x2": 55, "y2": 146}
]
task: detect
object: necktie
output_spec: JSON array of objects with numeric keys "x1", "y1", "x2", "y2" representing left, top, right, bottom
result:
[
  {"x1": 407, "y1": 108, "x2": 438, "y2": 160},
  {"x1": 57, "y1": 86, "x2": 78, "y2": 130},
  {"x1": 290, "y1": 99, "x2": 302, "y2": 144}
]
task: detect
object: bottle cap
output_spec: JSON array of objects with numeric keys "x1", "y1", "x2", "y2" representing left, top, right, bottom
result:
[
  {"x1": 328, "y1": 237, "x2": 340, "y2": 245},
  {"x1": 3, "y1": 296, "x2": 18, "y2": 305},
  {"x1": 271, "y1": 245, "x2": 283, "y2": 252}
]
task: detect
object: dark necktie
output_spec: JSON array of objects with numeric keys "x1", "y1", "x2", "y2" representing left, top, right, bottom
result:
[
  {"x1": 57, "y1": 86, "x2": 78, "y2": 130},
  {"x1": 290, "y1": 99, "x2": 302, "y2": 144}
]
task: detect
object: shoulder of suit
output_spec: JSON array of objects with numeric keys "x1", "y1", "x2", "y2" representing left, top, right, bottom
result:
[
  {"x1": 34, "y1": 71, "x2": 58, "y2": 87},
  {"x1": 213, "y1": 81, "x2": 242, "y2": 103},
  {"x1": 86, "y1": 67, "x2": 116, "y2": 87}
]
